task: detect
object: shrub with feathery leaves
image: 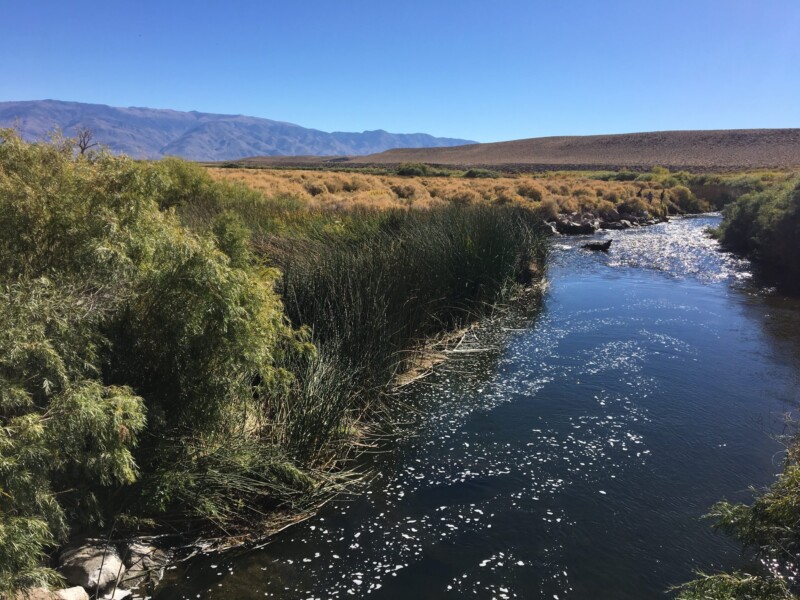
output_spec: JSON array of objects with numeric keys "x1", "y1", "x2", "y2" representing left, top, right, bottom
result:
[
  {"x1": 0, "y1": 130, "x2": 311, "y2": 592},
  {"x1": 675, "y1": 443, "x2": 800, "y2": 599}
]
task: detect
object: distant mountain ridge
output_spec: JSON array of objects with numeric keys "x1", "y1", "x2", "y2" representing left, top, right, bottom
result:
[{"x1": 0, "y1": 100, "x2": 474, "y2": 161}]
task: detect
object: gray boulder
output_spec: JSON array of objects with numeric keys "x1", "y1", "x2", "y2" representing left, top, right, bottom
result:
[
  {"x1": 542, "y1": 221, "x2": 559, "y2": 236},
  {"x1": 555, "y1": 219, "x2": 597, "y2": 235},
  {"x1": 56, "y1": 589, "x2": 90, "y2": 600},
  {"x1": 14, "y1": 589, "x2": 54, "y2": 600},
  {"x1": 120, "y1": 541, "x2": 170, "y2": 590},
  {"x1": 59, "y1": 543, "x2": 125, "y2": 591},
  {"x1": 601, "y1": 219, "x2": 632, "y2": 230}
]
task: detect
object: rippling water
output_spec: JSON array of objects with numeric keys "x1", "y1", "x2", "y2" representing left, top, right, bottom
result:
[{"x1": 155, "y1": 215, "x2": 800, "y2": 600}]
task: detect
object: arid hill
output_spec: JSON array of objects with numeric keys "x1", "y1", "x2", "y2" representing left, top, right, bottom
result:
[{"x1": 235, "y1": 129, "x2": 800, "y2": 172}]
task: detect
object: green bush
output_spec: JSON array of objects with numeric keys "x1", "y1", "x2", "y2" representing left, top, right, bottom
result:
[
  {"x1": 676, "y1": 442, "x2": 800, "y2": 599},
  {"x1": 708, "y1": 462, "x2": 800, "y2": 558},
  {"x1": 0, "y1": 131, "x2": 150, "y2": 592},
  {"x1": 674, "y1": 572, "x2": 794, "y2": 600},
  {"x1": 589, "y1": 170, "x2": 642, "y2": 182},
  {"x1": 396, "y1": 162, "x2": 433, "y2": 177},
  {"x1": 717, "y1": 176, "x2": 800, "y2": 289},
  {"x1": 612, "y1": 169, "x2": 638, "y2": 181},
  {"x1": 668, "y1": 185, "x2": 709, "y2": 213},
  {"x1": 464, "y1": 168, "x2": 501, "y2": 179},
  {"x1": 0, "y1": 130, "x2": 311, "y2": 592},
  {"x1": 155, "y1": 157, "x2": 216, "y2": 210},
  {"x1": 687, "y1": 172, "x2": 789, "y2": 209}
]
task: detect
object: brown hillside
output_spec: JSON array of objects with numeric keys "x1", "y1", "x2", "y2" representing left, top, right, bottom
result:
[{"x1": 234, "y1": 129, "x2": 800, "y2": 172}]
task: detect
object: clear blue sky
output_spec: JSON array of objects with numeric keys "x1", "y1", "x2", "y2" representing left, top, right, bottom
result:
[{"x1": 2, "y1": 0, "x2": 798, "y2": 142}]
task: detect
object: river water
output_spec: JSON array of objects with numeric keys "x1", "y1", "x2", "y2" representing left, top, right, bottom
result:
[{"x1": 154, "y1": 215, "x2": 800, "y2": 600}]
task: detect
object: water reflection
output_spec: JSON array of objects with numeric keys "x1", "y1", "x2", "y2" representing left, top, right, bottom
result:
[{"x1": 154, "y1": 215, "x2": 800, "y2": 600}]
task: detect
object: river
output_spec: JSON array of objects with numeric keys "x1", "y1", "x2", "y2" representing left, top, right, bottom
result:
[{"x1": 154, "y1": 215, "x2": 800, "y2": 600}]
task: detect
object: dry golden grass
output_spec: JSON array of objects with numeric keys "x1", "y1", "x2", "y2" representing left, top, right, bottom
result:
[{"x1": 208, "y1": 168, "x2": 693, "y2": 217}]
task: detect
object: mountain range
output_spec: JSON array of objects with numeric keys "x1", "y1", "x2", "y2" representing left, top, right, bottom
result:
[{"x1": 0, "y1": 100, "x2": 474, "y2": 161}]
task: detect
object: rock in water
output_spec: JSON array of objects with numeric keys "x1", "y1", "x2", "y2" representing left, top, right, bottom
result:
[
  {"x1": 542, "y1": 220, "x2": 559, "y2": 236},
  {"x1": 121, "y1": 541, "x2": 170, "y2": 590},
  {"x1": 556, "y1": 219, "x2": 598, "y2": 235},
  {"x1": 59, "y1": 543, "x2": 125, "y2": 591},
  {"x1": 582, "y1": 239, "x2": 612, "y2": 251}
]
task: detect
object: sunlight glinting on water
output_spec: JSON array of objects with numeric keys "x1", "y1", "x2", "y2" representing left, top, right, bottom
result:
[{"x1": 599, "y1": 216, "x2": 752, "y2": 282}]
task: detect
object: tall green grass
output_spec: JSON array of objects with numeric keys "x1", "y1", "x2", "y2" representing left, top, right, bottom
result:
[
  {"x1": 675, "y1": 177, "x2": 800, "y2": 598},
  {"x1": 269, "y1": 206, "x2": 548, "y2": 393},
  {"x1": 223, "y1": 204, "x2": 548, "y2": 467}
]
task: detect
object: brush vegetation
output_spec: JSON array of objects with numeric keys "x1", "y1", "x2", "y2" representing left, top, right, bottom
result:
[
  {"x1": 675, "y1": 572, "x2": 795, "y2": 600},
  {"x1": 714, "y1": 174, "x2": 800, "y2": 290},
  {"x1": 676, "y1": 173, "x2": 800, "y2": 598},
  {"x1": 0, "y1": 130, "x2": 549, "y2": 594},
  {"x1": 675, "y1": 441, "x2": 800, "y2": 599}
]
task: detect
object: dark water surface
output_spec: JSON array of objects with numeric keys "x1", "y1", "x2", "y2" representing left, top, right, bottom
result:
[{"x1": 155, "y1": 215, "x2": 800, "y2": 599}]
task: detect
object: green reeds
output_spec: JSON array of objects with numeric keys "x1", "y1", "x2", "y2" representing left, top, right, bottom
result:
[{"x1": 266, "y1": 204, "x2": 548, "y2": 397}]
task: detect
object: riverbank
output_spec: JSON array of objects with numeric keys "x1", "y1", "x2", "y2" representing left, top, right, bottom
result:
[
  {"x1": 679, "y1": 175, "x2": 800, "y2": 598},
  {"x1": 0, "y1": 132, "x2": 549, "y2": 598},
  {"x1": 209, "y1": 164, "x2": 797, "y2": 242},
  {"x1": 713, "y1": 174, "x2": 800, "y2": 293},
  {"x1": 5, "y1": 131, "x2": 798, "y2": 599},
  {"x1": 150, "y1": 214, "x2": 800, "y2": 600}
]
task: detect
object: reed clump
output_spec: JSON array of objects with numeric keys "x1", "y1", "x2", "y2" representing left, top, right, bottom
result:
[{"x1": 265, "y1": 205, "x2": 548, "y2": 395}]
